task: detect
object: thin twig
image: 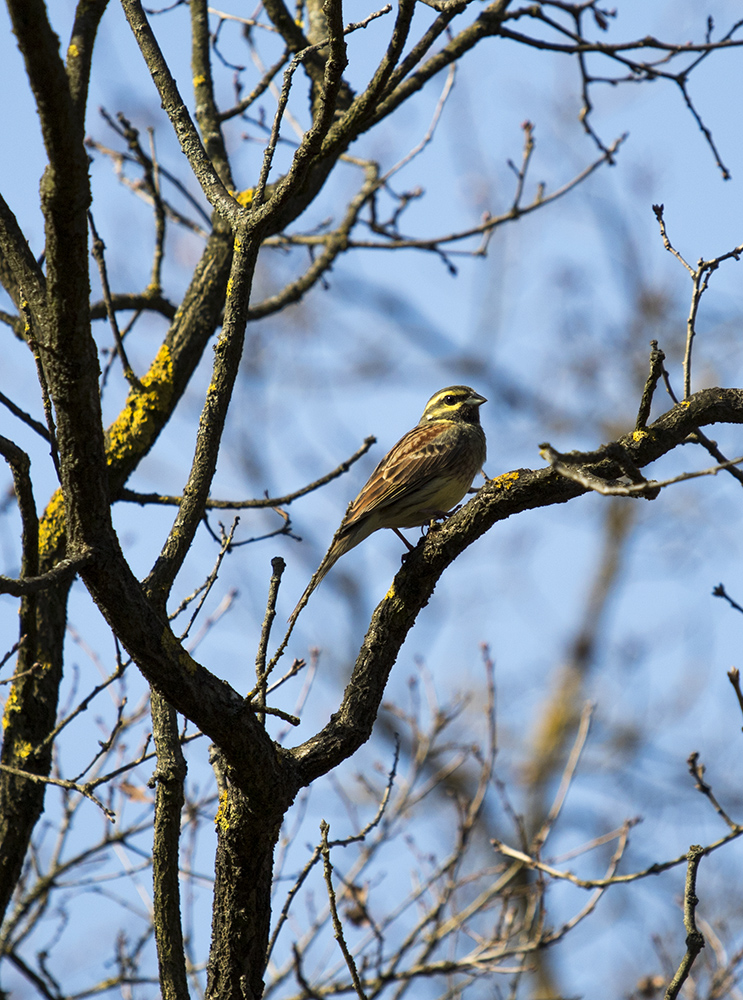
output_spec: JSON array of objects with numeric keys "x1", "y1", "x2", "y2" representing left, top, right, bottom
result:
[
  {"x1": 636, "y1": 340, "x2": 667, "y2": 430},
  {"x1": 0, "y1": 390, "x2": 51, "y2": 441},
  {"x1": 687, "y1": 752, "x2": 738, "y2": 831},
  {"x1": 38, "y1": 660, "x2": 125, "y2": 755},
  {"x1": 0, "y1": 763, "x2": 116, "y2": 822},
  {"x1": 541, "y1": 817, "x2": 635, "y2": 945},
  {"x1": 664, "y1": 845, "x2": 706, "y2": 1000},
  {"x1": 354, "y1": 134, "x2": 627, "y2": 254},
  {"x1": 542, "y1": 443, "x2": 743, "y2": 498},
  {"x1": 726, "y1": 667, "x2": 743, "y2": 728},
  {"x1": 383, "y1": 62, "x2": 455, "y2": 181},
  {"x1": 252, "y1": 557, "x2": 286, "y2": 718},
  {"x1": 178, "y1": 519, "x2": 240, "y2": 642},
  {"x1": 532, "y1": 701, "x2": 594, "y2": 853},
  {"x1": 117, "y1": 436, "x2": 377, "y2": 509},
  {"x1": 88, "y1": 212, "x2": 142, "y2": 389},
  {"x1": 320, "y1": 820, "x2": 369, "y2": 1000},
  {"x1": 653, "y1": 204, "x2": 743, "y2": 398},
  {"x1": 20, "y1": 295, "x2": 60, "y2": 476},
  {"x1": 266, "y1": 741, "x2": 399, "y2": 964},
  {"x1": 494, "y1": 821, "x2": 743, "y2": 891},
  {"x1": 0, "y1": 636, "x2": 27, "y2": 678}
]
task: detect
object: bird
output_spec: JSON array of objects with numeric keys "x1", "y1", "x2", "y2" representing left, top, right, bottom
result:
[{"x1": 290, "y1": 385, "x2": 487, "y2": 624}]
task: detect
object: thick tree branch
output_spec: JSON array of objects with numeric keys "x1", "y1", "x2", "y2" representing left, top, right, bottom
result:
[
  {"x1": 119, "y1": 0, "x2": 240, "y2": 223},
  {"x1": 190, "y1": 0, "x2": 234, "y2": 187},
  {"x1": 0, "y1": 193, "x2": 47, "y2": 321},
  {"x1": 289, "y1": 387, "x2": 743, "y2": 782},
  {"x1": 143, "y1": 233, "x2": 260, "y2": 606},
  {"x1": 150, "y1": 691, "x2": 189, "y2": 1000},
  {"x1": 67, "y1": 0, "x2": 110, "y2": 122}
]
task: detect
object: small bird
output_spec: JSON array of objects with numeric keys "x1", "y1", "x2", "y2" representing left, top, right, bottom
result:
[{"x1": 290, "y1": 385, "x2": 487, "y2": 623}]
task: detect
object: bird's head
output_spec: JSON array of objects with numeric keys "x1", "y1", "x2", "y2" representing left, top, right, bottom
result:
[{"x1": 419, "y1": 385, "x2": 487, "y2": 425}]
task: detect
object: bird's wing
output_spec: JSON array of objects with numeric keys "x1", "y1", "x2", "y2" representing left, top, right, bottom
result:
[{"x1": 343, "y1": 422, "x2": 453, "y2": 526}]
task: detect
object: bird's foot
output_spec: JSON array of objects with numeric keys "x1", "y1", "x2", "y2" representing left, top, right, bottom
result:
[{"x1": 424, "y1": 507, "x2": 460, "y2": 533}]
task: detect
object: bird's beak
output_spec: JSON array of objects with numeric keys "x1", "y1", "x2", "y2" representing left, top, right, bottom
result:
[{"x1": 467, "y1": 392, "x2": 487, "y2": 406}]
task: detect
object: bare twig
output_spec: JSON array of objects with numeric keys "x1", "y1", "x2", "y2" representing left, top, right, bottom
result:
[
  {"x1": 664, "y1": 845, "x2": 706, "y2": 1000},
  {"x1": 266, "y1": 740, "x2": 398, "y2": 964},
  {"x1": 687, "y1": 752, "x2": 738, "y2": 831},
  {"x1": 320, "y1": 820, "x2": 369, "y2": 1000},
  {"x1": 636, "y1": 340, "x2": 667, "y2": 431},
  {"x1": 653, "y1": 205, "x2": 743, "y2": 398},
  {"x1": 0, "y1": 549, "x2": 94, "y2": 598},
  {"x1": 88, "y1": 119, "x2": 211, "y2": 232},
  {"x1": 117, "y1": 436, "x2": 376, "y2": 509},
  {"x1": 252, "y1": 556, "x2": 286, "y2": 716},
  {"x1": 0, "y1": 390, "x2": 51, "y2": 442},
  {"x1": 713, "y1": 583, "x2": 743, "y2": 615},
  {"x1": 0, "y1": 636, "x2": 27, "y2": 677},
  {"x1": 494, "y1": 821, "x2": 743, "y2": 891},
  {"x1": 177, "y1": 519, "x2": 240, "y2": 641},
  {"x1": 0, "y1": 763, "x2": 116, "y2": 822},
  {"x1": 88, "y1": 212, "x2": 142, "y2": 389},
  {"x1": 726, "y1": 668, "x2": 743, "y2": 726},
  {"x1": 532, "y1": 701, "x2": 594, "y2": 853},
  {"x1": 541, "y1": 443, "x2": 743, "y2": 498},
  {"x1": 352, "y1": 134, "x2": 627, "y2": 254},
  {"x1": 383, "y1": 62, "x2": 455, "y2": 181}
]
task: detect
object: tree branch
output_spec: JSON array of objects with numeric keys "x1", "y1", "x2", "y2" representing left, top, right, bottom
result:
[{"x1": 289, "y1": 387, "x2": 743, "y2": 783}]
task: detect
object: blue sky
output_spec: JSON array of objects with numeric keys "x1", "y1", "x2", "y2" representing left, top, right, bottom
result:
[{"x1": 2, "y1": 1, "x2": 743, "y2": 995}]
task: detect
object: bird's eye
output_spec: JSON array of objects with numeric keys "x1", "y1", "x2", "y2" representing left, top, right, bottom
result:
[{"x1": 443, "y1": 395, "x2": 457, "y2": 405}]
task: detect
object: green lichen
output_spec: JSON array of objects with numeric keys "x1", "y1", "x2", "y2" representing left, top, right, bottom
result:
[{"x1": 162, "y1": 626, "x2": 198, "y2": 675}]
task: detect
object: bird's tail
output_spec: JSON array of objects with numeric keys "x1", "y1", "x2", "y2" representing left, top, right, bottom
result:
[
  {"x1": 287, "y1": 546, "x2": 341, "y2": 627},
  {"x1": 262, "y1": 528, "x2": 356, "y2": 686}
]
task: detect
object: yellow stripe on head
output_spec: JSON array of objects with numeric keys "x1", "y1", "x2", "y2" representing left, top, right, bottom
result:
[{"x1": 420, "y1": 385, "x2": 487, "y2": 423}]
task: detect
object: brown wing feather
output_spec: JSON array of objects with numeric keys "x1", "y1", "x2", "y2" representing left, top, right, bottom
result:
[{"x1": 343, "y1": 422, "x2": 454, "y2": 527}]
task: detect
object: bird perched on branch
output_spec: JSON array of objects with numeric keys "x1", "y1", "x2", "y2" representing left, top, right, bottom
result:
[{"x1": 290, "y1": 385, "x2": 487, "y2": 624}]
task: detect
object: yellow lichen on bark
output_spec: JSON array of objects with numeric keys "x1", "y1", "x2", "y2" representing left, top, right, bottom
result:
[
  {"x1": 38, "y1": 489, "x2": 66, "y2": 556},
  {"x1": 161, "y1": 627, "x2": 198, "y2": 675},
  {"x1": 105, "y1": 343, "x2": 174, "y2": 466}
]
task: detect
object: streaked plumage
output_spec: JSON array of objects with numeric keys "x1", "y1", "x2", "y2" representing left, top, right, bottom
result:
[{"x1": 290, "y1": 386, "x2": 487, "y2": 623}]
